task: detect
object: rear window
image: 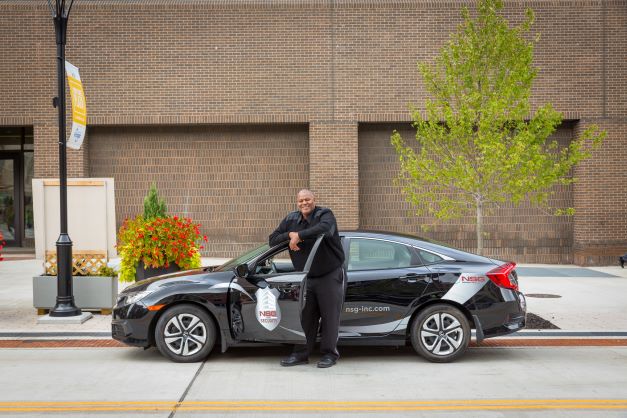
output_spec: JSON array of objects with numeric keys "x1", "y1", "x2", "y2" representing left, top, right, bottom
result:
[
  {"x1": 416, "y1": 249, "x2": 444, "y2": 265},
  {"x1": 348, "y1": 238, "x2": 420, "y2": 271}
]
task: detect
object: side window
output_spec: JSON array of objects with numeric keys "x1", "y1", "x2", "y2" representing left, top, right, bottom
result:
[
  {"x1": 348, "y1": 239, "x2": 419, "y2": 271},
  {"x1": 416, "y1": 249, "x2": 444, "y2": 265},
  {"x1": 256, "y1": 248, "x2": 297, "y2": 275}
]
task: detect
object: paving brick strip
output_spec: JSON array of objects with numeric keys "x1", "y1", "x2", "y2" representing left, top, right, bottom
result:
[
  {"x1": 1, "y1": 338, "x2": 627, "y2": 349},
  {"x1": 0, "y1": 339, "x2": 125, "y2": 348}
]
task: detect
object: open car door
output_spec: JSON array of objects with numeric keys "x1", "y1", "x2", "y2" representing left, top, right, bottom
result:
[{"x1": 229, "y1": 235, "x2": 324, "y2": 344}]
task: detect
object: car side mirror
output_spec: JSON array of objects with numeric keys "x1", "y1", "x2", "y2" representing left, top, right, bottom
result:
[
  {"x1": 255, "y1": 279, "x2": 269, "y2": 289},
  {"x1": 236, "y1": 263, "x2": 270, "y2": 289},
  {"x1": 235, "y1": 264, "x2": 249, "y2": 278}
]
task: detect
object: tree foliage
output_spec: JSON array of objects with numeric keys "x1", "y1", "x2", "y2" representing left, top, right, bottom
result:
[
  {"x1": 391, "y1": 0, "x2": 605, "y2": 254},
  {"x1": 143, "y1": 183, "x2": 167, "y2": 220}
]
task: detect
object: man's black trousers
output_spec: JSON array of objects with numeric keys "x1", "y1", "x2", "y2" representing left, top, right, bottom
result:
[{"x1": 295, "y1": 266, "x2": 345, "y2": 360}]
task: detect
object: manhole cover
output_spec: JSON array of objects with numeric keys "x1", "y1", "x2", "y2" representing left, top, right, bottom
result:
[{"x1": 525, "y1": 293, "x2": 562, "y2": 298}]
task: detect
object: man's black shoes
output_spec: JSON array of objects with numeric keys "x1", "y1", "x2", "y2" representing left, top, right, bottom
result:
[
  {"x1": 280, "y1": 354, "x2": 309, "y2": 367},
  {"x1": 317, "y1": 355, "x2": 337, "y2": 368},
  {"x1": 280, "y1": 353, "x2": 338, "y2": 368}
]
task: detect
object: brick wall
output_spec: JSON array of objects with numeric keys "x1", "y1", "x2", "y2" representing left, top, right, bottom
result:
[
  {"x1": 309, "y1": 121, "x2": 359, "y2": 230},
  {"x1": 359, "y1": 123, "x2": 575, "y2": 264},
  {"x1": 88, "y1": 124, "x2": 309, "y2": 256},
  {"x1": 34, "y1": 121, "x2": 89, "y2": 178},
  {"x1": 574, "y1": 119, "x2": 627, "y2": 265},
  {"x1": 0, "y1": 0, "x2": 625, "y2": 264}
]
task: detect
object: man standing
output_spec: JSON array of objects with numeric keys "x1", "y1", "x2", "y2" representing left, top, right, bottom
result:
[{"x1": 269, "y1": 189, "x2": 345, "y2": 368}]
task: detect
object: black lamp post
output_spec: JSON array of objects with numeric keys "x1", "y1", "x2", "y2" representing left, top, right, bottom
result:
[{"x1": 47, "y1": 0, "x2": 81, "y2": 317}]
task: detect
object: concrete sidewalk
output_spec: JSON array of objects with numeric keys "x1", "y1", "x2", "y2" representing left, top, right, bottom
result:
[
  {"x1": 0, "y1": 257, "x2": 227, "y2": 334},
  {"x1": 0, "y1": 258, "x2": 626, "y2": 335}
]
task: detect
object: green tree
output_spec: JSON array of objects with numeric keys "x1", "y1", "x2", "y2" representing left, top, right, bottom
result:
[
  {"x1": 143, "y1": 183, "x2": 167, "y2": 219},
  {"x1": 391, "y1": 0, "x2": 604, "y2": 255}
]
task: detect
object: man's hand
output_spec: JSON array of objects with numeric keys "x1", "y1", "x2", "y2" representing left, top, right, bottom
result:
[{"x1": 288, "y1": 232, "x2": 301, "y2": 251}]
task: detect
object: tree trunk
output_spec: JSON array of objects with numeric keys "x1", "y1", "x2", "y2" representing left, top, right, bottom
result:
[{"x1": 476, "y1": 199, "x2": 483, "y2": 255}]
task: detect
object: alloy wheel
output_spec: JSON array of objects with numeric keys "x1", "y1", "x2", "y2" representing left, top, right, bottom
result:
[
  {"x1": 420, "y1": 312, "x2": 464, "y2": 356},
  {"x1": 163, "y1": 313, "x2": 208, "y2": 356}
]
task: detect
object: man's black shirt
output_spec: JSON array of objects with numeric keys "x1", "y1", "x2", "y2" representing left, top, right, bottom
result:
[{"x1": 269, "y1": 206, "x2": 345, "y2": 278}]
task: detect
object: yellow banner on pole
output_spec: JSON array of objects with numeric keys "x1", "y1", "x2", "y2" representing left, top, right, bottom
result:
[{"x1": 65, "y1": 61, "x2": 87, "y2": 150}]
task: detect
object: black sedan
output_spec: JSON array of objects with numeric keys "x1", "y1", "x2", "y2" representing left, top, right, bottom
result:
[{"x1": 112, "y1": 231, "x2": 526, "y2": 363}]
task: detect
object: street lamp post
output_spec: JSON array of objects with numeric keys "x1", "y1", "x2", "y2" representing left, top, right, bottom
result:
[{"x1": 47, "y1": 0, "x2": 81, "y2": 317}]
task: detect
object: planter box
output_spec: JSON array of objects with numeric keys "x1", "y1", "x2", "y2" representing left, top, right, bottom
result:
[
  {"x1": 33, "y1": 275, "x2": 118, "y2": 314},
  {"x1": 136, "y1": 261, "x2": 180, "y2": 281}
]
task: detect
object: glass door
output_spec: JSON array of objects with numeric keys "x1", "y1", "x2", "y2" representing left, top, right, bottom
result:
[{"x1": 0, "y1": 154, "x2": 19, "y2": 246}]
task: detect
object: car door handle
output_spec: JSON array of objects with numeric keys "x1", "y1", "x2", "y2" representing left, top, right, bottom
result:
[
  {"x1": 399, "y1": 273, "x2": 420, "y2": 283},
  {"x1": 425, "y1": 275, "x2": 440, "y2": 284}
]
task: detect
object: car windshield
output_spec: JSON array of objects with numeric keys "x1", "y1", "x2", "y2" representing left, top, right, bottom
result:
[{"x1": 213, "y1": 243, "x2": 270, "y2": 272}]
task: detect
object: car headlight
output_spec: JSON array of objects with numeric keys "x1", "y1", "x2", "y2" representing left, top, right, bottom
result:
[{"x1": 120, "y1": 290, "x2": 154, "y2": 305}]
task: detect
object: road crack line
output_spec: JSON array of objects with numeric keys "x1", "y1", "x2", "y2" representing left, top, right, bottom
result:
[{"x1": 168, "y1": 358, "x2": 206, "y2": 418}]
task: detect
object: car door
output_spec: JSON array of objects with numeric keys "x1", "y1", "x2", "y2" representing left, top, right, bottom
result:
[
  {"x1": 229, "y1": 236, "x2": 323, "y2": 344},
  {"x1": 340, "y1": 237, "x2": 432, "y2": 338}
]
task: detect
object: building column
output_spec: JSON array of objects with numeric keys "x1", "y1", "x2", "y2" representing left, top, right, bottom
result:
[
  {"x1": 309, "y1": 121, "x2": 359, "y2": 230},
  {"x1": 573, "y1": 119, "x2": 627, "y2": 266}
]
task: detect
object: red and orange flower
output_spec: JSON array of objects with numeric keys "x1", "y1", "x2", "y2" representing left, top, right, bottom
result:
[{"x1": 117, "y1": 216, "x2": 208, "y2": 282}]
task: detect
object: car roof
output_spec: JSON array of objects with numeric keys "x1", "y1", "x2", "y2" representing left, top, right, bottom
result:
[{"x1": 340, "y1": 230, "x2": 495, "y2": 264}]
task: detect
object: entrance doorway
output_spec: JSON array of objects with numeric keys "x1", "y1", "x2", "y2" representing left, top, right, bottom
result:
[
  {"x1": 0, "y1": 128, "x2": 34, "y2": 248},
  {"x1": 0, "y1": 154, "x2": 19, "y2": 246}
]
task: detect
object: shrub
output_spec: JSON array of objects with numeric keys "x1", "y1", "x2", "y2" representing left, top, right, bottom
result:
[
  {"x1": 143, "y1": 183, "x2": 167, "y2": 219},
  {"x1": 96, "y1": 265, "x2": 118, "y2": 277},
  {"x1": 117, "y1": 215, "x2": 207, "y2": 282}
]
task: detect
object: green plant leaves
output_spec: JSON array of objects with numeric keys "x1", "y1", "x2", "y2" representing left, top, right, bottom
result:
[
  {"x1": 391, "y1": 0, "x2": 605, "y2": 254},
  {"x1": 143, "y1": 183, "x2": 167, "y2": 220}
]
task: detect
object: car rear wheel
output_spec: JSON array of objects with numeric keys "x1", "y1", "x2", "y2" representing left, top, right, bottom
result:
[
  {"x1": 155, "y1": 304, "x2": 216, "y2": 363},
  {"x1": 410, "y1": 304, "x2": 470, "y2": 363}
]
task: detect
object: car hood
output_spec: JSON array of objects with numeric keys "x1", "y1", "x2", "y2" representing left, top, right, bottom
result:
[{"x1": 122, "y1": 268, "x2": 234, "y2": 293}]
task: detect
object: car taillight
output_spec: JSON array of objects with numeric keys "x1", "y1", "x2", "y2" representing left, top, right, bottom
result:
[{"x1": 486, "y1": 262, "x2": 518, "y2": 291}]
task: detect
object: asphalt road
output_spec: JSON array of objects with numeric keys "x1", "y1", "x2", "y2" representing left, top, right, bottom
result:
[{"x1": 1, "y1": 345, "x2": 627, "y2": 417}]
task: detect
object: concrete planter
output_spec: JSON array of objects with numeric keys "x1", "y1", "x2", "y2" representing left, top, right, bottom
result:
[{"x1": 33, "y1": 275, "x2": 118, "y2": 314}]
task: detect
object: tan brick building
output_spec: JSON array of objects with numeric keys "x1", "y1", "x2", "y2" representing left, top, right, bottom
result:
[{"x1": 0, "y1": 0, "x2": 625, "y2": 265}]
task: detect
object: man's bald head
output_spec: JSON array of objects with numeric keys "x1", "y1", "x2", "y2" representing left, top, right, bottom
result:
[
  {"x1": 297, "y1": 189, "x2": 315, "y2": 199},
  {"x1": 297, "y1": 189, "x2": 316, "y2": 219}
]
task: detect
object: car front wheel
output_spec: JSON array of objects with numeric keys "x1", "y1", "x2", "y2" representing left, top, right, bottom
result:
[
  {"x1": 410, "y1": 304, "x2": 470, "y2": 363},
  {"x1": 155, "y1": 304, "x2": 216, "y2": 363}
]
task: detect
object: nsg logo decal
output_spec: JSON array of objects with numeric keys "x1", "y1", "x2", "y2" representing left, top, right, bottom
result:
[{"x1": 255, "y1": 287, "x2": 281, "y2": 331}]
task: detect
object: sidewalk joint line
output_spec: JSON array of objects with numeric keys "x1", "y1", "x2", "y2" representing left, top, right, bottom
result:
[{"x1": 168, "y1": 357, "x2": 207, "y2": 418}]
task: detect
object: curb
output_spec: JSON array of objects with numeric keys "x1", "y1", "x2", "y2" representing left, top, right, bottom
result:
[
  {"x1": 2, "y1": 333, "x2": 627, "y2": 349},
  {"x1": 1, "y1": 339, "x2": 627, "y2": 349},
  {"x1": 0, "y1": 332, "x2": 111, "y2": 339},
  {"x1": 503, "y1": 330, "x2": 627, "y2": 337},
  {"x1": 3, "y1": 330, "x2": 627, "y2": 340}
]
